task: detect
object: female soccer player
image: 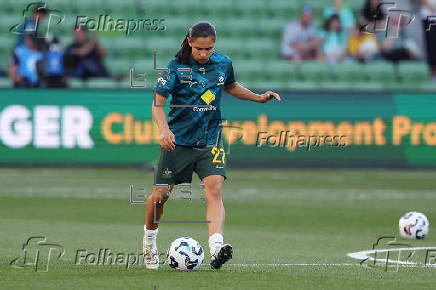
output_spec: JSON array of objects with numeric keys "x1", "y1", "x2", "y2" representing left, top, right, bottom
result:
[{"x1": 143, "y1": 21, "x2": 280, "y2": 270}]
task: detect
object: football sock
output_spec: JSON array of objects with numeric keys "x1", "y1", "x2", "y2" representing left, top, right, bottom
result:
[
  {"x1": 144, "y1": 226, "x2": 158, "y2": 248},
  {"x1": 208, "y1": 233, "x2": 224, "y2": 257}
]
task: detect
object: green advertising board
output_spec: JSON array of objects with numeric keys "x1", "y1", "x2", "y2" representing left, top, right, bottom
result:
[{"x1": 0, "y1": 89, "x2": 435, "y2": 167}]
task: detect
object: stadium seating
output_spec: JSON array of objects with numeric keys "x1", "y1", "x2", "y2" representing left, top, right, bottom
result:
[{"x1": 0, "y1": 0, "x2": 433, "y2": 89}]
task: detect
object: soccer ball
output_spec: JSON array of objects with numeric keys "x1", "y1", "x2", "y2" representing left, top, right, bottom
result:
[
  {"x1": 166, "y1": 237, "x2": 204, "y2": 271},
  {"x1": 399, "y1": 212, "x2": 430, "y2": 240}
]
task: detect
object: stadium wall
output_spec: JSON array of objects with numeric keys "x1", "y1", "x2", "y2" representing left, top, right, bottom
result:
[{"x1": 1, "y1": 89, "x2": 436, "y2": 168}]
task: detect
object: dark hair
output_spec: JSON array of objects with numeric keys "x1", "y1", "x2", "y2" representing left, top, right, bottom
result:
[
  {"x1": 24, "y1": 33, "x2": 42, "y2": 50},
  {"x1": 74, "y1": 25, "x2": 89, "y2": 33},
  {"x1": 175, "y1": 21, "x2": 216, "y2": 64},
  {"x1": 33, "y1": 4, "x2": 48, "y2": 15},
  {"x1": 24, "y1": 33, "x2": 38, "y2": 43},
  {"x1": 362, "y1": 0, "x2": 386, "y2": 22},
  {"x1": 324, "y1": 14, "x2": 342, "y2": 32}
]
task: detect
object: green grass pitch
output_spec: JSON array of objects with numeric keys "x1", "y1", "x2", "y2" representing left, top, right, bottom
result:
[{"x1": 1, "y1": 168, "x2": 436, "y2": 289}]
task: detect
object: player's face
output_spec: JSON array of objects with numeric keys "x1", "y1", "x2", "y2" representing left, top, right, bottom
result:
[{"x1": 188, "y1": 36, "x2": 215, "y2": 64}]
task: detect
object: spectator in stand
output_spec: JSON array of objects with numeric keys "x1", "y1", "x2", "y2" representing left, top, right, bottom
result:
[
  {"x1": 323, "y1": 0, "x2": 356, "y2": 32},
  {"x1": 347, "y1": 23, "x2": 378, "y2": 63},
  {"x1": 359, "y1": 0, "x2": 388, "y2": 36},
  {"x1": 376, "y1": 14, "x2": 421, "y2": 63},
  {"x1": 43, "y1": 37, "x2": 67, "y2": 88},
  {"x1": 9, "y1": 34, "x2": 43, "y2": 88},
  {"x1": 361, "y1": 0, "x2": 386, "y2": 23},
  {"x1": 64, "y1": 26, "x2": 109, "y2": 79},
  {"x1": 15, "y1": 3, "x2": 48, "y2": 47},
  {"x1": 319, "y1": 14, "x2": 348, "y2": 64},
  {"x1": 419, "y1": 0, "x2": 436, "y2": 77},
  {"x1": 281, "y1": 5, "x2": 322, "y2": 63}
]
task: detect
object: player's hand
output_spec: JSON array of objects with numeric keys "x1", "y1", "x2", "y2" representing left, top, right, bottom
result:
[
  {"x1": 159, "y1": 129, "x2": 176, "y2": 151},
  {"x1": 257, "y1": 91, "x2": 281, "y2": 103}
]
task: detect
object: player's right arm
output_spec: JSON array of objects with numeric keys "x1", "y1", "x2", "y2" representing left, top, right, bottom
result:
[
  {"x1": 152, "y1": 93, "x2": 175, "y2": 152},
  {"x1": 153, "y1": 61, "x2": 178, "y2": 152}
]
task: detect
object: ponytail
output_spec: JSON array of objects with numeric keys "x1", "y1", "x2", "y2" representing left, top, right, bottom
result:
[
  {"x1": 175, "y1": 22, "x2": 216, "y2": 64},
  {"x1": 175, "y1": 33, "x2": 192, "y2": 65}
]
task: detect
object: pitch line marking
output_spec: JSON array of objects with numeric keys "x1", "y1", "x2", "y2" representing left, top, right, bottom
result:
[
  {"x1": 228, "y1": 263, "x2": 357, "y2": 267},
  {"x1": 347, "y1": 247, "x2": 436, "y2": 266}
]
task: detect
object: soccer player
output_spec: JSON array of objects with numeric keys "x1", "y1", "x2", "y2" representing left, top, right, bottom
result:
[{"x1": 143, "y1": 21, "x2": 280, "y2": 270}]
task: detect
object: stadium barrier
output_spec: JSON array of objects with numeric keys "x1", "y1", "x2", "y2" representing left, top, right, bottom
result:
[{"x1": 0, "y1": 89, "x2": 436, "y2": 168}]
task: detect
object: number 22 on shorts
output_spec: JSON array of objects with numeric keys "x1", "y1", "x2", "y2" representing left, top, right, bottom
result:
[{"x1": 211, "y1": 147, "x2": 225, "y2": 164}]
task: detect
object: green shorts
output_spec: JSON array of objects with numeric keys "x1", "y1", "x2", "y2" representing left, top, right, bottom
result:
[{"x1": 154, "y1": 143, "x2": 227, "y2": 186}]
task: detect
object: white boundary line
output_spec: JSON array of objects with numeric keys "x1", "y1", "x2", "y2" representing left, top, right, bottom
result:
[
  {"x1": 347, "y1": 247, "x2": 436, "y2": 267},
  {"x1": 228, "y1": 247, "x2": 436, "y2": 268},
  {"x1": 228, "y1": 263, "x2": 357, "y2": 267},
  {"x1": 228, "y1": 263, "x2": 436, "y2": 268}
]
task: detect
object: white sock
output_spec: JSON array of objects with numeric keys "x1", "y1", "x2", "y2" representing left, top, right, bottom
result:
[
  {"x1": 143, "y1": 226, "x2": 158, "y2": 248},
  {"x1": 209, "y1": 233, "x2": 224, "y2": 256}
]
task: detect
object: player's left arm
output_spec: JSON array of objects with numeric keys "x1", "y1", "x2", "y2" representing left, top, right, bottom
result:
[{"x1": 224, "y1": 82, "x2": 281, "y2": 103}]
